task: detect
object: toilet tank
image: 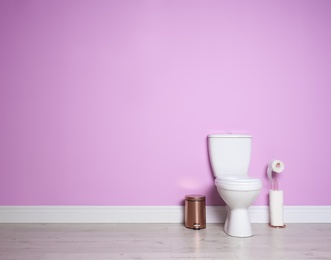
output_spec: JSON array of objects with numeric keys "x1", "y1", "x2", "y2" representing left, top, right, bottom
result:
[{"x1": 208, "y1": 134, "x2": 252, "y2": 178}]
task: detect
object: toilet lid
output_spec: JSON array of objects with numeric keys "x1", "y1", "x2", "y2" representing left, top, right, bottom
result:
[{"x1": 215, "y1": 177, "x2": 262, "y2": 191}]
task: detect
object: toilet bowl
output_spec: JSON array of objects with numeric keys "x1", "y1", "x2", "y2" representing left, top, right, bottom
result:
[
  {"x1": 208, "y1": 134, "x2": 262, "y2": 237},
  {"x1": 215, "y1": 177, "x2": 262, "y2": 237}
]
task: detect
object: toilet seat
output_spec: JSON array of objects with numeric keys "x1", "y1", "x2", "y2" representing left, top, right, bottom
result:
[{"x1": 215, "y1": 177, "x2": 262, "y2": 191}]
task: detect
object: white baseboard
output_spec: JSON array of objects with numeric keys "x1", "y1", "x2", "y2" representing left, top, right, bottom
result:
[{"x1": 0, "y1": 206, "x2": 330, "y2": 224}]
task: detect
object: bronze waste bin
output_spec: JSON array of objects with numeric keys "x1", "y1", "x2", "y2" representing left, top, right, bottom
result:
[{"x1": 184, "y1": 194, "x2": 206, "y2": 230}]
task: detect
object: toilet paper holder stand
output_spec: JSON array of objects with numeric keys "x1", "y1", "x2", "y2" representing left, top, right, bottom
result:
[{"x1": 267, "y1": 160, "x2": 286, "y2": 228}]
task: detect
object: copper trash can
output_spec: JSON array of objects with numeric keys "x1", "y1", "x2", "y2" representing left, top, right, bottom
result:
[{"x1": 184, "y1": 194, "x2": 206, "y2": 230}]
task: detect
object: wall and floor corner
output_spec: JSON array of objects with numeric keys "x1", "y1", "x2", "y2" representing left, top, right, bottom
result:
[{"x1": 0, "y1": 1, "x2": 330, "y2": 223}]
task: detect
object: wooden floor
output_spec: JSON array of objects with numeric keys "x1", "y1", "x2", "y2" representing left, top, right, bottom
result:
[{"x1": 0, "y1": 223, "x2": 330, "y2": 259}]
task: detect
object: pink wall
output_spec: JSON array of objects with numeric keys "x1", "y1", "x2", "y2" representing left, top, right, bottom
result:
[{"x1": 1, "y1": 0, "x2": 331, "y2": 206}]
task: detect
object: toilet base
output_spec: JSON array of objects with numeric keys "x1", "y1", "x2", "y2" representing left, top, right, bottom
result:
[{"x1": 224, "y1": 207, "x2": 253, "y2": 237}]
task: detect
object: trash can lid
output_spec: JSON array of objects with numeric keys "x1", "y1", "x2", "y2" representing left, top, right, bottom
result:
[{"x1": 185, "y1": 194, "x2": 205, "y2": 201}]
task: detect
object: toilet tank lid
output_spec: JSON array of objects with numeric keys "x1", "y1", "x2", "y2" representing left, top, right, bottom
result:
[{"x1": 208, "y1": 134, "x2": 252, "y2": 138}]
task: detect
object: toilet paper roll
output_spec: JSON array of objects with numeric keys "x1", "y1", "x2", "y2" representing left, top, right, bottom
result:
[
  {"x1": 269, "y1": 190, "x2": 284, "y2": 227},
  {"x1": 267, "y1": 160, "x2": 285, "y2": 182}
]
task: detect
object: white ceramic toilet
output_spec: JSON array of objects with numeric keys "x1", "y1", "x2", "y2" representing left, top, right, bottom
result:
[{"x1": 208, "y1": 134, "x2": 262, "y2": 237}]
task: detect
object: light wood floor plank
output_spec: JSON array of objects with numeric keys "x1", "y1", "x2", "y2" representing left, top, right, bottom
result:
[{"x1": 0, "y1": 223, "x2": 330, "y2": 259}]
